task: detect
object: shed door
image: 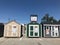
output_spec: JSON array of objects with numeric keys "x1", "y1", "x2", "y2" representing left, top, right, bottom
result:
[
  {"x1": 51, "y1": 26, "x2": 59, "y2": 37},
  {"x1": 12, "y1": 25, "x2": 17, "y2": 36},
  {"x1": 34, "y1": 26, "x2": 39, "y2": 37},
  {"x1": 29, "y1": 25, "x2": 39, "y2": 37}
]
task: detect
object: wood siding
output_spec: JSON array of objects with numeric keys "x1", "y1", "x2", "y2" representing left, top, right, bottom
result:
[{"x1": 4, "y1": 21, "x2": 21, "y2": 37}]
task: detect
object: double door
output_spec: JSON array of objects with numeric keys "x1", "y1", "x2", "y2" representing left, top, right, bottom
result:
[
  {"x1": 12, "y1": 25, "x2": 17, "y2": 36},
  {"x1": 51, "y1": 26, "x2": 59, "y2": 37},
  {"x1": 29, "y1": 25, "x2": 39, "y2": 37}
]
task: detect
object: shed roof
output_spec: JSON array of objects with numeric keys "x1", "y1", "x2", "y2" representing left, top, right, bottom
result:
[
  {"x1": 4, "y1": 20, "x2": 21, "y2": 25},
  {"x1": 41, "y1": 22, "x2": 60, "y2": 24}
]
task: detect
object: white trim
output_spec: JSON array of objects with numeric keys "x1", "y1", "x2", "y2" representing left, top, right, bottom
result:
[
  {"x1": 44, "y1": 24, "x2": 60, "y2": 26},
  {"x1": 44, "y1": 26, "x2": 45, "y2": 37},
  {"x1": 51, "y1": 26, "x2": 52, "y2": 37}
]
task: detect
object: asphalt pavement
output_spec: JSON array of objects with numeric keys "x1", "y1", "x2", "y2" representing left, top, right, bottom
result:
[{"x1": 0, "y1": 37, "x2": 60, "y2": 45}]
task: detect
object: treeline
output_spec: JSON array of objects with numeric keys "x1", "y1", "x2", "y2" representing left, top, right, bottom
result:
[{"x1": 41, "y1": 13, "x2": 60, "y2": 23}]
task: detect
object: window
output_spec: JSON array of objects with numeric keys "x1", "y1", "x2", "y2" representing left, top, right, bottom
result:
[
  {"x1": 45, "y1": 26, "x2": 49, "y2": 34},
  {"x1": 47, "y1": 26, "x2": 49, "y2": 29},
  {"x1": 35, "y1": 33, "x2": 38, "y2": 36},
  {"x1": 52, "y1": 32, "x2": 54, "y2": 36},
  {"x1": 56, "y1": 33, "x2": 57, "y2": 36},
  {"x1": 52, "y1": 26, "x2": 54, "y2": 31},
  {"x1": 35, "y1": 26, "x2": 37, "y2": 28},
  {"x1": 13, "y1": 26, "x2": 16, "y2": 28},
  {"x1": 58, "y1": 26, "x2": 60, "y2": 30},
  {"x1": 30, "y1": 26, "x2": 33, "y2": 30},
  {"x1": 30, "y1": 31, "x2": 33, "y2": 36},
  {"x1": 55, "y1": 26, "x2": 58, "y2": 28}
]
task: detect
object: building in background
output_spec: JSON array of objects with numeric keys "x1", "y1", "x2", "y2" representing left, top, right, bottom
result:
[
  {"x1": 27, "y1": 15, "x2": 42, "y2": 37},
  {"x1": 21, "y1": 24, "x2": 25, "y2": 37},
  {"x1": 23, "y1": 24, "x2": 27, "y2": 37},
  {"x1": 4, "y1": 20, "x2": 21, "y2": 38},
  {"x1": 0, "y1": 23, "x2": 4, "y2": 37}
]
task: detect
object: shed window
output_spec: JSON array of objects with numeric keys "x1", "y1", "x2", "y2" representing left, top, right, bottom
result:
[
  {"x1": 56, "y1": 33, "x2": 57, "y2": 36},
  {"x1": 52, "y1": 26, "x2": 54, "y2": 31},
  {"x1": 52, "y1": 32, "x2": 54, "y2": 36},
  {"x1": 30, "y1": 26, "x2": 33, "y2": 30},
  {"x1": 35, "y1": 26, "x2": 37, "y2": 28},
  {"x1": 13, "y1": 26, "x2": 16, "y2": 28},
  {"x1": 30, "y1": 31, "x2": 33, "y2": 36},
  {"x1": 55, "y1": 26, "x2": 58, "y2": 28},
  {"x1": 47, "y1": 26, "x2": 49, "y2": 29},
  {"x1": 35, "y1": 33, "x2": 38, "y2": 36},
  {"x1": 58, "y1": 26, "x2": 60, "y2": 30}
]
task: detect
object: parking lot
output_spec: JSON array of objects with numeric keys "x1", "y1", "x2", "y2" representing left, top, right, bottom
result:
[{"x1": 0, "y1": 37, "x2": 60, "y2": 45}]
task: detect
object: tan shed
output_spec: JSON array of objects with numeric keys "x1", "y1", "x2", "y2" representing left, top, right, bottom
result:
[{"x1": 4, "y1": 20, "x2": 21, "y2": 38}]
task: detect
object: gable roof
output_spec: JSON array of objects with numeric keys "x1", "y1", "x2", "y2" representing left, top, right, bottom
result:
[{"x1": 4, "y1": 20, "x2": 21, "y2": 25}]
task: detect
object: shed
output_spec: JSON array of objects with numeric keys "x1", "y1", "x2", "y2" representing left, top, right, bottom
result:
[
  {"x1": 41, "y1": 22, "x2": 60, "y2": 37},
  {"x1": 27, "y1": 22, "x2": 42, "y2": 37},
  {"x1": 4, "y1": 20, "x2": 21, "y2": 37}
]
